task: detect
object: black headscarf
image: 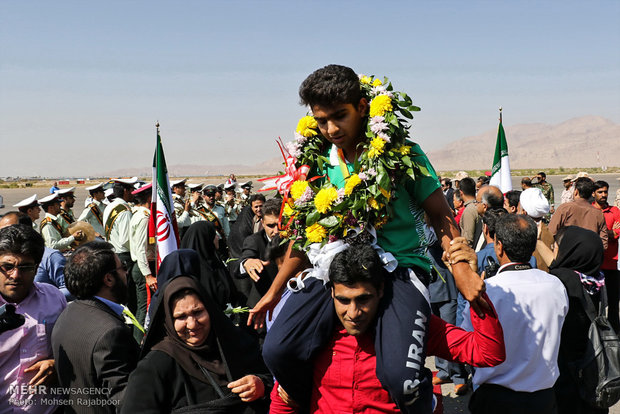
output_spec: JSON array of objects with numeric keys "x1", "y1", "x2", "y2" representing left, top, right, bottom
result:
[
  {"x1": 142, "y1": 274, "x2": 269, "y2": 385},
  {"x1": 180, "y1": 221, "x2": 238, "y2": 310},
  {"x1": 227, "y1": 205, "x2": 254, "y2": 259},
  {"x1": 549, "y1": 226, "x2": 604, "y2": 361},
  {"x1": 148, "y1": 249, "x2": 200, "y2": 320}
]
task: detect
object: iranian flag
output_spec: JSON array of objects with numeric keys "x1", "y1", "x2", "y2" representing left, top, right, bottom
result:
[
  {"x1": 148, "y1": 126, "x2": 179, "y2": 270},
  {"x1": 489, "y1": 114, "x2": 512, "y2": 193}
]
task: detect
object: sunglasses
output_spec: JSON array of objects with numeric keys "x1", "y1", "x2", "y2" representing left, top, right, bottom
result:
[{"x1": 0, "y1": 262, "x2": 38, "y2": 276}]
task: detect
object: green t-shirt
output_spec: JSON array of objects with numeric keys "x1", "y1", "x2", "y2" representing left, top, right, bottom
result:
[{"x1": 323, "y1": 143, "x2": 440, "y2": 273}]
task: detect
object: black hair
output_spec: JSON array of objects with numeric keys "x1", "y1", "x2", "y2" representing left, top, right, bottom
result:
[
  {"x1": 574, "y1": 177, "x2": 595, "y2": 199},
  {"x1": 442, "y1": 178, "x2": 452, "y2": 188},
  {"x1": 262, "y1": 198, "x2": 281, "y2": 217},
  {"x1": 1, "y1": 211, "x2": 33, "y2": 227},
  {"x1": 482, "y1": 208, "x2": 507, "y2": 239},
  {"x1": 266, "y1": 236, "x2": 288, "y2": 263},
  {"x1": 299, "y1": 64, "x2": 364, "y2": 108},
  {"x1": 41, "y1": 201, "x2": 59, "y2": 213},
  {"x1": 504, "y1": 190, "x2": 521, "y2": 209},
  {"x1": 495, "y1": 214, "x2": 537, "y2": 263},
  {"x1": 89, "y1": 188, "x2": 104, "y2": 197},
  {"x1": 521, "y1": 177, "x2": 532, "y2": 187},
  {"x1": 537, "y1": 171, "x2": 546, "y2": 179},
  {"x1": 0, "y1": 224, "x2": 45, "y2": 263},
  {"x1": 249, "y1": 194, "x2": 266, "y2": 204},
  {"x1": 112, "y1": 183, "x2": 129, "y2": 199},
  {"x1": 594, "y1": 180, "x2": 609, "y2": 190},
  {"x1": 477, "y1": 176, "x2": 490, "y2": 185},
  {"x1": 65, "y1": 241, "x2": 117, "y2": 299},
  {"x1": 134, "y1": 189, "x2": 152, "y2": 205},
  {"x1": 453, "y1": 190, "x2": 463, "y2": 203},
  {"x1": 459, "y1": 177, "x2": 476, "y2": 197},
  {"x1": 329, "y1": 244, "x2": 385, "y2": 292}
]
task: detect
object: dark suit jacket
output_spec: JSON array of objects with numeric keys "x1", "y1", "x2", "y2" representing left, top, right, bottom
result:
[
  {"x1": 51, "y1": 298, "x2": 140, "y2": 413},
  {"x1": 239, "y1": 230, "x2": 278, "y2": 308},
  {"x1": 444, "y1": 187, "x2": 455, "y2": 211}
]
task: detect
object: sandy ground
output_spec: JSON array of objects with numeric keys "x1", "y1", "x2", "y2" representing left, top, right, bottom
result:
[{"x1": 1, "y1": 175, "x2": 619, "y2": 413}]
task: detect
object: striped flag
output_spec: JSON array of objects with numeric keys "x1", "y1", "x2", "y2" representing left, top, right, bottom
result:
[
  {"x1": 489, "y1": 114, "x2": 512, "y2": 193},
  {"x1": 148, "y1": 125, "x2": 179, "y2": 270}
]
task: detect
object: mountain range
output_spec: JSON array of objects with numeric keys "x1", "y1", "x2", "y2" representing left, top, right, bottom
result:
[{"x1": 101, "y1": 116, "x2": 619, "y2": 178}]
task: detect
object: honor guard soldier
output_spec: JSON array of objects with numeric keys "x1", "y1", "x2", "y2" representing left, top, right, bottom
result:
[
  {"x1": 129, "y1": 183, "x2": 156, "y2": 342},
  {"x1": 223, "y1": 182, "x2": 242, "y2": 225},
  {"x1": 103, "y1": 177, "x2": 136, "y2": 269},
  {"x1": 239, "y1": 181, "x2": 253, "y2": 207},
  {"x1": 13, "y1": 194, "x2": 41, "y2": 231},
  {"x1": 39, "y1": 193, "x2": 84, "y2": 251},
  {"x1": 56, "y1": 187, "x2": 77, "y2": 224},
  {"x1": 171, "y1": 179, "x2": 192, "y2": 239},
  {"x1": 78, "y1": 182, "x2": 106, "y2": 237},
  {"x1": 201, "y1": 185, "x2": 230, "y2": 237}
]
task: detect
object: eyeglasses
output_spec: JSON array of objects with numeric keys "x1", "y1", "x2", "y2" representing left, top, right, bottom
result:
[{"x1": 0, "y1": 262, "x2": 38, "y2": 276}]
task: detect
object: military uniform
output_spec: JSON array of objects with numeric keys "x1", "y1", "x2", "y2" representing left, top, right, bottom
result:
[
  {"x1": 40, "y1": 212, "x2": 75, "y2": 251},
  {"x1": 103, "y1": 197, "x2": 133, "y2": 254},
  {"x1": 13, "y1": 194, "x2": 41, "y2": 231},
  {"x1": 78, "y1": 200, "x2": 105, "y2": 236},
  {"x1": 536, "y1": 182, "x2": 555, "y2": 208}
]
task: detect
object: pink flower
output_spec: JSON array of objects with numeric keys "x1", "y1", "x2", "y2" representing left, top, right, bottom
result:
[
  {"x1": 358, "y1": 172, "x2": 368, "y2": 181},
  {"x1": 377, "y1": 131, "x2": 391, "y2": 142},
  {"x1": 367, "y1": 168, "x2": 377, "y2": 177},
  {"x1": 294, "y1": 187, "x2": 314, "y2": 206},
  {"x1": 285, "y1": 141, "x2": 302, "y2": 158}
]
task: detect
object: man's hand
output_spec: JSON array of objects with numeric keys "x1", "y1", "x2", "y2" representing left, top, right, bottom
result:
[
  {"x1": 243, "y1": 258, "x2": 270, "y2": 282},
  {"x1": 278, "y1": 385, "x2": 299, "y2": 408},
  {"x1": 248, "y1": 289, "x2": 281, "y2": 330},
  {"x1": 227, "y1": 375, "x2": 265, "y2": 402},
  {"x1": 73, "y1": 230, "x2": 85, "y2": 242},
  {"x1": 25, "y1": 359, "x2": 55, "y2": 386},
  {"x1": 184, "y1": 199, "x2": 191, "y2": 212},
  {"x1": 442, "y1": 236, "x2": 478, "y2": 273},
  {"x1": 145, "y1": 275, "x2": 157, "y2": 291}
]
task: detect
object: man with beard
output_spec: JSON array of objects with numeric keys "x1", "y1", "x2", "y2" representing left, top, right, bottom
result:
[
  {"x1": 56, "y1": 187, "x2": 77, "y2": 224},
  {"x1": 592, "y1": 180, "x2": 620, "y2": 333},
  {"x1": 52, "y1": 241, "x2": 140, "y2": 412}
]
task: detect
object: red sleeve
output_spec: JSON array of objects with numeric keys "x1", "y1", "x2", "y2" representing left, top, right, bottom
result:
[
  {"x1": 427, "y1": 293, "x2": 505, "y2": 367},
  {"x1": 269, "y1": 381, "x2": 298, "y2": 414}
]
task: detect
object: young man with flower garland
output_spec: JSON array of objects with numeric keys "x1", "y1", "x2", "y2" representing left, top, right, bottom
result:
[{"x1": 252, "y1": 65, "x2": 491, "y2": 412}]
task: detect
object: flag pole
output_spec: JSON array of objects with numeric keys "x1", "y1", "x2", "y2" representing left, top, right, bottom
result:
[{"x1": 499, "y1": 106, "x2": 502, "y2": 124}]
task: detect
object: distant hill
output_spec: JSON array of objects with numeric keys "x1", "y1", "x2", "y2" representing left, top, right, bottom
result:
[
  {"x1": 426, "y1": 116, "x2": 620, "y2": 171},
  {"x1": 101, "y1": 116, "x2": 619, "y2": 178}
]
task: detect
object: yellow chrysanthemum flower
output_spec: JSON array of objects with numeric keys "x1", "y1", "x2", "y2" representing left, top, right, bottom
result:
[
  {"x1": 367, "y1": 136, "x2": 386, "y2": 159},
  {"x1": 399, "y1": 145, "x2": 411, "y2": 155},
  {"x1": 360, "y1": 76, "x2": 372, "y2": 85},
  {"x1": 314, "y1": 187, "x2": 339, "y2": 214},
  {"x1": 369, "y1": 95, "x2": 393, "y2": 117},
  {"x1": 372, "y1": 78, "x2": 383, "y2": 87},
  {"x1": 368, "y1": 197, "x2": 379, "y2": 210},
  {"x1": 290, "y1": 180, "x2": 309, "y2": 200},
  {"x1": 306, "y1": 223, "x2": 327, "y2": 243},
  {"x1": 379, "y1": 186, "x2": 391, "y2": 200},
  {"x1": 282, "y1": 202, "x2": 295, "y2": 217},
  {"x1": 296, "y1": 116, "x2": 318, "y2": 138},
  {"x1": 344, "y1": 174, "x2": 362, "y2": 196},
  {"x1": 374, "y1": 215, "x2": 389, "y2": 229}
]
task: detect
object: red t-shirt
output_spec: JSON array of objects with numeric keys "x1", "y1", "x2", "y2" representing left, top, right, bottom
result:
[
  {"x1": 593, "y1": 203, "x2": 620, "y2": 269},
  {"x1": 270, "y1": 293, "x2": 505, "y2": 413}
]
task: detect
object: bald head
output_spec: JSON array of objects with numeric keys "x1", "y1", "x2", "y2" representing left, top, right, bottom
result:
[
  {"x1": 476, "y1": 185, "x2": 504, "y2": 216},
  {"x1": 0, "y1": 212, "x2": 32, "y2": 229}
]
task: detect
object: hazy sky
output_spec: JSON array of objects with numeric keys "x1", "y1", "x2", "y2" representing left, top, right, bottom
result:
[{"x1": 1, "y1": 0, "x2": 619, "y2": 177}]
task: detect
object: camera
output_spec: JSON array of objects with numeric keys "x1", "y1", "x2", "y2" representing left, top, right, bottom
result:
[
  {"x1": 0, "y1": 304, "x2": 25, "y2": 334},
  {"x1": 484, "y1": 256, "x2": 500, "y2": 279}
]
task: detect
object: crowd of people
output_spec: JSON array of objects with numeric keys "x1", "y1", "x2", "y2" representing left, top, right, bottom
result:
[{"x1": 1, "y1": 64, "x2": 619, "y2": 414}]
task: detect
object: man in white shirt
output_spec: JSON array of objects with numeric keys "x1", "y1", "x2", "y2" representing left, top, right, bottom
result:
[
  {"x1": 78, "y1": 183, "x2": 106, "y2": 237},
  {"x1": 103, "y1": 178, "x2": 136, "y2": 270},
  {"x1": 462, "y1": 214, "x2": 568, "y2": 414}
]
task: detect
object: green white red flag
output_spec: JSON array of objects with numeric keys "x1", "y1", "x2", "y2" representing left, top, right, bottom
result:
[
  {"x1": 148, "y1": 127, "x2": 179, "y2": 270},
  {"x1": 489, "y1": 116, "x2": 512, "y2": 193}
]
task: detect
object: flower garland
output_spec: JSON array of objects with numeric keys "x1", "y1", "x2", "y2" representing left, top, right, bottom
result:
[{"x1": 276, "y1": 74, "x2": 432, "y2": 251}]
